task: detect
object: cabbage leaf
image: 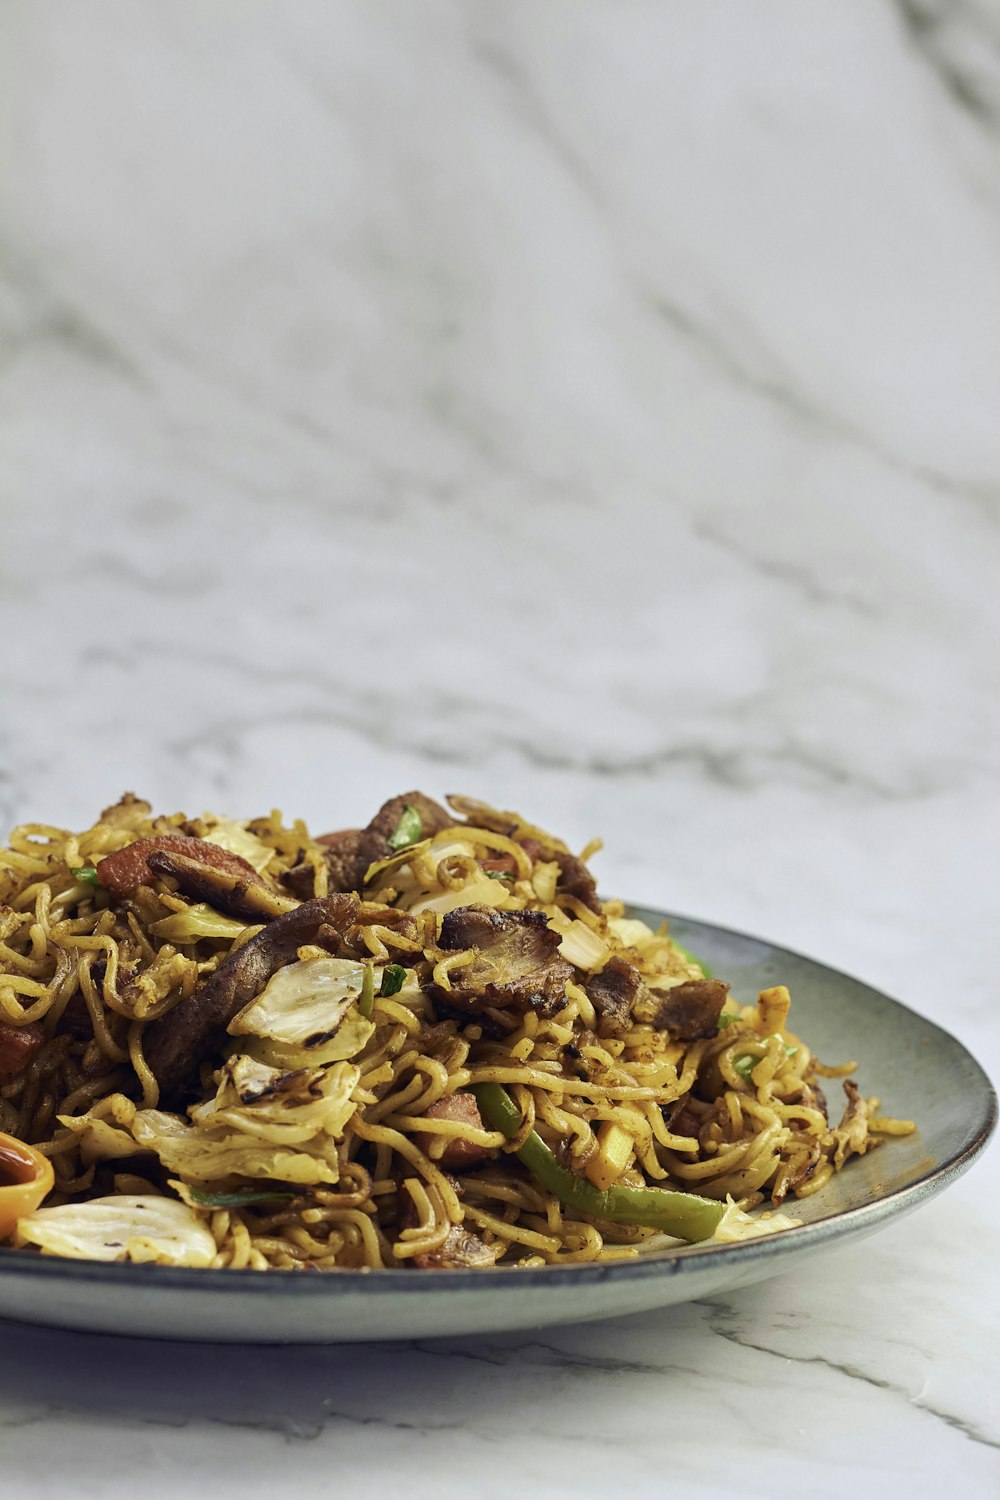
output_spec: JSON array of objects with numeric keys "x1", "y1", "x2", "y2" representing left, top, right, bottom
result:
[{"x1": 16, "y1": 1195, "x2": 217, "y2": 1266}]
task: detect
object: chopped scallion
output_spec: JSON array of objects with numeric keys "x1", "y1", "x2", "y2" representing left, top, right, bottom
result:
[
  {"x1": 70, "y1": 866, "x2": 100, "y2": 887},
  {"x1": 387, "y1": 805, "x2": 423, "y2": 852},
  {"x1": 379, "y1": 964, "x2": 407, "y2": 998},
  {"x1": 187, "y1": 1187, "x2": 294, "y2": 1208}
]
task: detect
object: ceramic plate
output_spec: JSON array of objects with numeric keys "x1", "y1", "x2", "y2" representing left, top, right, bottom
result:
[{"x1": 0, "y1": 910, "x2": 993, "y2": 1343}]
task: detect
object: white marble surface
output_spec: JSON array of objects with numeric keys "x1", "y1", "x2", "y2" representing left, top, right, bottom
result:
[{"x1": 1, "y1": 0, "x2": 999, "y2": 1494}]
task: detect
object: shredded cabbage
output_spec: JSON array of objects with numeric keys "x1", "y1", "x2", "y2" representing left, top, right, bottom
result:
[
  {"x1": 131, "y1": 1057, "x2": 360, "y2": 1185},
  {"x1": 548, "y1": 913, "x2": 610, "y2": 972},
  {"x1": 16, "y1": 1195, "x2": 217, "y2": 1266},
  {"x1": 201, "y1": 816, "x2": 275, "y2": 873},
  {"x1": 713, "y1": 1199, "x2": 800, "y2": 1241},
  {"x1": 151, "y1": 904, "x2": 253, "y2": 944},
  {"x1": 409, "y1": 877, "x2": 511, "y2": 915},
  {"x1": 59, "y1": 1058, "x2": 361, "y2": 1187},
  {"x1": 229, "y1": 955, "x2": 367, "y2": 1045}
]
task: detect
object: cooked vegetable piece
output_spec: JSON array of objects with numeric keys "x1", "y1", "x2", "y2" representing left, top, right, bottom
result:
[
  {"x1": 186, "y1": 1186, "x2": 295, "y2": 1208},
  {"x1": 15, "y1": 1195, "x2": 216, "y2": 1266},
  {"x1": 732, "y1": 1034, "x2": 798, "y2": 1081},
  {"x1": 472, "y1": 1082, "x2": 724, "y2": 1242},
  {"x1": 151, "y1": 904, "x2": 251, "y2": 944},
  {"x1": 387, "y1": 804, "x2": 424, "y2": 852},
  {"x1": 229, "y1": 955, "x2": 367, "y2": 1044},
  {"x1": 584, "y1": 1121, "x2": 635, "y2": 1191},
  {"x1": 70, "y1": 866, "x2": 100, "y2": 887},
  {"x1": 358, "y1": 963, "x2": 375, "y2": 1018},
  {"x1": 0, "y1": 1131, "x2": 55, "y2": 1238},
  {"x1": 379, "y1": 964, "x2": 407, "y2": 997}
]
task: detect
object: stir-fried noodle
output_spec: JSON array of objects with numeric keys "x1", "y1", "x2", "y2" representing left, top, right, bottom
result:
[{"x1": 0, "y1": 792, "x2": 914, "y2": 1269}]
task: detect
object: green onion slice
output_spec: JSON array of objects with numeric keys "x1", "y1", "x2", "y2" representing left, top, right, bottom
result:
[
  {"x1": 379, "y1": 964, "x2": 407, "y2": 998},
  {"x1": 387, "y1": 805, "x2": 423, "y2": 852}
]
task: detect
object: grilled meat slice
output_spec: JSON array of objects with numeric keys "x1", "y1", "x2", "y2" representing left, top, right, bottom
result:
[
  {"x1": 142, "y1": 894, "x2": 360, "y2": 1105},
  {"x1": 319, "y1": 792, "x2": 451, "y2": 893},
  {"x1": 430, "y1": 905, "x2": 572, "y2": 1031},
  {"x1": 414, "y1": 1091, "x2": 489, "y2": 1170},
  {"x1": 0, "y1": 1022, "x2": 44, "y2": 1082},
  {"x1": 145, "y1": 848, "x2": 295, "y2": 922},
  {"x1": 642, "y1": 978, "x2": 730, "y2": 1039},
  {"x1": 97, "y1": 835, "x2": 260, "y2": 897},
  {"x1": 584, "y1": 955, "x2": 647, "y2": 1031}
]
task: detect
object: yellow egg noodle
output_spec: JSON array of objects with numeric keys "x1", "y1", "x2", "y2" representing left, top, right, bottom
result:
[{"x1": 0, "y1": 792, "x2": 913, "y2": 1271}]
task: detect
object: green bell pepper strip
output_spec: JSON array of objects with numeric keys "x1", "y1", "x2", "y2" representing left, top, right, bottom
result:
[{"x1": 471, "y1": 1082, "x2": 724, "y2": 1244}]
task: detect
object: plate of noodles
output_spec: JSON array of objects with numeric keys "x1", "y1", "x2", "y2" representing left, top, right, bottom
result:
[{"x1": 0, "y1": 792, "x2": 993, "y2": 1343}]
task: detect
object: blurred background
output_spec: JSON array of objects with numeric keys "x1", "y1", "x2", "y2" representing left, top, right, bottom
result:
[{"x1": 1, "y1": 1, "x2": 998, "y2": 1067}]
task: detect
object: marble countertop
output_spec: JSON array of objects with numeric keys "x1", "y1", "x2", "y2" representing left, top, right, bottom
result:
[{"x1": 1, "y1": 1, "x2": 998, "y2": 1495}]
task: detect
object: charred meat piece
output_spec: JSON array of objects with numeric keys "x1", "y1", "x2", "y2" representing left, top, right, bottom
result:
[
  {"x1": 584, "y1": 955, "x2": 647, "y2": 1031},
  {"x1": 414, "y1": 1091, "x2": 488, "y2": 1170},
  {"x1": 777, "y1": 1139, "x2": 823, "y2": 1202},
  {"x1": 314, "y1": 829, "x2": 368, "y2": 893},
  {"x1": 432, "y1": 906, "x2": 573, "y2": 1028},
  {"x1": 787, "y1": 1078, "x2": 828, "y2": 1121},
  {"x1": 479, "y1": 854, "x2": 518, "y2": 876},
  {"x1": 414, "y1": 1223, "x2": 498, "y2": 1269},
  {"x1": 142, "y1": 893, "x2": 360, "y2": 1105},
  {"x1": 97, "y1": 836, "x2": 260, "y2": 897},
  {"x1": 279, "y1": 860, "x2": 319, "y2": 900},
  {"x1": 552, "y1": 849, "x2": 601, "y2": 913},
  {"x1": 666, "y1": 1102, "x2": 703, "y2": 1143},
  {"x1": 643, "y1": 978, "x2": 730, "y2": 1039},
  {"x1": 0, "y1": 1022, "x2": 44, "y2": 1082},
  {"x1": 145, "y1": 848, "x2": 295, "y2": 922},
  {"x1": 319, "y1": 792, "x2": 451, "y2": 893}
]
